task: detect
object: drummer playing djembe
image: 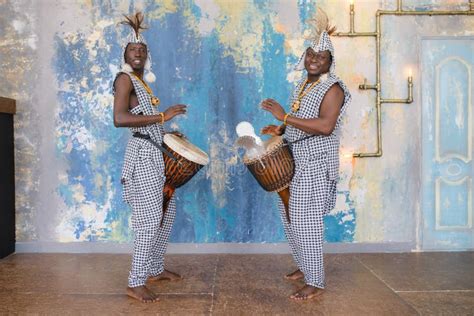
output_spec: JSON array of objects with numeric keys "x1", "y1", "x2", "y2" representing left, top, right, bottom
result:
[
  {"x1": 261, "y1": 8, "x2": 351, "y2": 301},
  {"x1": 113, "y1": 13, "x2": 186, "y2": 303}
]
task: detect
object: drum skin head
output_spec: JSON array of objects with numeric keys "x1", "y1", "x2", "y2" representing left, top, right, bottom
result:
[
  {"x1": 243, "y1": 136, "x2": 284, "y2": 163},
  {"x1": 264, "y1": 136, "x2": 284, "y2": 152},
  {"x1": 164, "y1": 134, "x2": 210, "y2": 165}
]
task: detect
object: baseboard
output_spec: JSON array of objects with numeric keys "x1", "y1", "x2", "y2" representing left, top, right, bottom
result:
[{"x1": 14, "y1": 242, "x2": 419, "y2": 254}]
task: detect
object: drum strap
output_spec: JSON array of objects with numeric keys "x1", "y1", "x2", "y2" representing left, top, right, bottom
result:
[{"x1": 132, "y1": 132, "x2": 178, "y2": 162}]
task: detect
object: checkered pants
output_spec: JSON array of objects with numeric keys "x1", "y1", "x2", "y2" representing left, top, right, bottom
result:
[
  {"x1": 129, "y1": 197, "x2": 176, "y2": 287},
  {"x1": 278, "y1": 153, "x2": 333, "y2": 289},
  {"x1": 125, "y1": 144, "x2": 176, "y2": 288}
]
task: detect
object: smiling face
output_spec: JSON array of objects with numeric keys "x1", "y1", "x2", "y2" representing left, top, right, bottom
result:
[
  {"x1": 304, "y1": 48, "x2": 332, "y2": 79},
  {"x1": 124, "y1": 43, "x2": 148, "y2": 72}
]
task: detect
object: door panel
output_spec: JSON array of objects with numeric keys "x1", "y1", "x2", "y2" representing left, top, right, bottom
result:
[{"x1": 421, "y1": 37, "x2": 473, "y2": 250}]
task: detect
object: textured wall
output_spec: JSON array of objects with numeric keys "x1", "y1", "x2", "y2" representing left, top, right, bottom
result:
[{"x1": 0, "y1": 0, "x2": 472, "y2": 248}]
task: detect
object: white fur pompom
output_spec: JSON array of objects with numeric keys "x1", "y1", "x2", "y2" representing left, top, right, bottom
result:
[
  {"x1": 145, "y1": 71, "x2": 156, "y2": 83},
  {"x1": 121, "y1": 63, "x2": 133, "y2": 73}
]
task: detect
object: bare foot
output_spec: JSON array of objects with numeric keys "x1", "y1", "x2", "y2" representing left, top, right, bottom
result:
[
  {"x1": 148, "y1": 269, "x2": 183, "y2": 282},
  {"x1": 285, "y1": 269, "x2": 304, "y2": 281},
  {"x1": 126, "y1": 286, "x2": 159, "y2": 303},
  {"x1": 290, "y1": 285, "x2": 323, "y2": 301}
]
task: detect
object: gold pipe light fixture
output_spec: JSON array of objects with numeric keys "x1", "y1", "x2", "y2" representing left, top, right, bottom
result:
[{"x1": 335, "y1": 0, "x2": 474, "y2": 158}]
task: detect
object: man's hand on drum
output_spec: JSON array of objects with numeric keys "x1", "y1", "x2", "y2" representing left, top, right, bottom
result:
[
  {"x1": 261, "y1": 98, "x2": 285, "y2": 121},
  {"x1": 261, "y1": 125, "x2": 284, "y2": 136},
  {"x1": 163, "y1": 104, "x2": 187, "y2": 122}
]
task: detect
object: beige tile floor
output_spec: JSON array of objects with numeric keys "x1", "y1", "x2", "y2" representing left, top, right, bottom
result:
[{"x1": 0, "y1": 252, "x2": 472, "y2": 315}]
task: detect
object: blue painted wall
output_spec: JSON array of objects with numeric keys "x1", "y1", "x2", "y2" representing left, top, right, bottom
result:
[
  {"x1": 3, "y1": 0, "x2": 471, "y2": 250},
  {"x1": 49, "y1": 0, "x2": 355, "y2": 243}
]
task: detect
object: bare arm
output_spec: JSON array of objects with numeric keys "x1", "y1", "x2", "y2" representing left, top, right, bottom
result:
[
  {"x1": 286, "y1": 84, "x2": 344, "y2": 135},
  {"x1": 261, "y1": 84, "x2": 344, "y2": 136},
  {"x1": 113, "y1": 74, "x2": 187, "y2": 127},
  {"x1": 113, "y1": 74, "x2": 162, "y2": 127}
]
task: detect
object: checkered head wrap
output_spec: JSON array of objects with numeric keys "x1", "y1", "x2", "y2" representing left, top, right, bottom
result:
[
  {"x1": 295, "y1": 8, "x2": 336, "y2": 75},
  {"x1": 120, "y1": 12, "x2": 156, "y2": 83}
]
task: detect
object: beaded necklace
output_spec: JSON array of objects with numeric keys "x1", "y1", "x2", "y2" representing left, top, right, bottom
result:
[
  {"x1": 291, "y1": 78, "x2": 320, "y2": 112},
  {"x1": 130, "y1": 73, "x2": 160, "y2": 106}
]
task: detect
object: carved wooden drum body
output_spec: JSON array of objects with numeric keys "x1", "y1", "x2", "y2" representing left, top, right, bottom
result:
[
  {"x1": 243, "y1": 136, "x2": 294, "y2": 193},
  {"x1": 163, "y1": 134, "x2": 209, "y2": 189},
  {"x1": 161, "y1": 134, "x2": 209, "y2": 225}
]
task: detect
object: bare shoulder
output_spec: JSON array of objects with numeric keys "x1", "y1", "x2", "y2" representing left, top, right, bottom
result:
[
  {"x1": 320, "y1": 82, "x2": 344, "y2": 111},
  {"x1": 326, "y1": 83, "x2": 344, "y2": 98},
  {"x1": 114, "y1": 73, "x2": 133, "y2": 92}
]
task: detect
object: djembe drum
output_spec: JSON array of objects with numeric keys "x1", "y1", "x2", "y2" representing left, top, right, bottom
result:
[
  {"x1": 243, "y1": 136, "x2": 294, "y2": 222},
  {"x1": 162, "y1": 133, "x2": 209, "y2": 225}
]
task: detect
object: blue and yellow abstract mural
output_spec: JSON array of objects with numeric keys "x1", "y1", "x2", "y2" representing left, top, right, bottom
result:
[{"x1": 51, "y1": 0, "x2": 355, "y2": 243}]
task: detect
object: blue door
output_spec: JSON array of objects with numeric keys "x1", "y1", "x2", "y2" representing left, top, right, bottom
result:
[{"x1": 421, "y1": 37, "x2": 474, "y2": 250}]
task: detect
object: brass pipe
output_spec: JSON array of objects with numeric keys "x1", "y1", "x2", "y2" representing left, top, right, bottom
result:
[
  {"x1": 359, "y1": 79, "x2": 377, "y2": 90},
  {"x1": 382, "y1": 98, "x2": 411, "y2": 103},
  {"x1": 382, "y1": 77, "x2": 413, "y2": 103},
  {"x1": 408, "y1": 76, "x2": 413, "y2": 102},
  {"x1": 374, "y1": 12, "x2": 382, "y2": 158},
  {"x1": 335, "y1": 32, "x2": 377, "y2": 37},
  {"x1": 354, "y1": 150, "x2": 382, "y2": 158},
  {"x1": 353, "y1": 13, "x2": 383, "y2": 158},
  {"x1": 379, "y1": 11, "x2": 474, "y2": 15},
  {"x1": 347, "y1": 13, "x2": 383, "y2": 158},
  {"x1": 350, "y1": 2, "x2": 355, "y2": 33},
  {"x1": 333, "y1": 0, "x2": 472, "y2": 158}
]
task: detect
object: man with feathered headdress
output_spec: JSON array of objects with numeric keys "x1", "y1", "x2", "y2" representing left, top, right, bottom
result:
[
  {"x1": 113, "y1": 12, "x2": 187, "y2": 303},
  {"x1": 261, "y1": 8, "x2": 351, "y2": 300}
]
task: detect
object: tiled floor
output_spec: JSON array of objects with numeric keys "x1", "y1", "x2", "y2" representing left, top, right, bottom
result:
[{"x1": 0, "y1": 252, "x2": 472, "y2": 315}]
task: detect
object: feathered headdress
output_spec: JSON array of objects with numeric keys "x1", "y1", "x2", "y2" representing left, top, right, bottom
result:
[
  {"x1": 121, "y1": 12, "x2": 148, "y2": 42},
  {"x1": 120, "y1": 12, "x2": 156, "y2": 83},
  {"x1": 295, "y1": 8, "x2": 337, "y2": 75}
]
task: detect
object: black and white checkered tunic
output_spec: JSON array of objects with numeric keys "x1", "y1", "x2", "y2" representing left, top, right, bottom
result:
[
  {"x1": 280, "y1": 73, "x2": 351, "y2": 289},
  {"x1": 116, "y1": 72, "x2": 176, "y2": 288}
]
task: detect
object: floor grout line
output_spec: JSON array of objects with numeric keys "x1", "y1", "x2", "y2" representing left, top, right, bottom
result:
[
  {"x1": 395, "y1": 290, "x2": 474, "y2": 293},
  {"x1": 355, "y1": 256, "x2": 422, "y2": 316},
  {"x1": 208, "y1": 256, "x2": 219, "y2": 316},
  {"x1": 355, "y1": 256, "x2": 398, "y2": 292},
  {"x1": 5, "y1": 291, "x2": 214, "y2": 296}
]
